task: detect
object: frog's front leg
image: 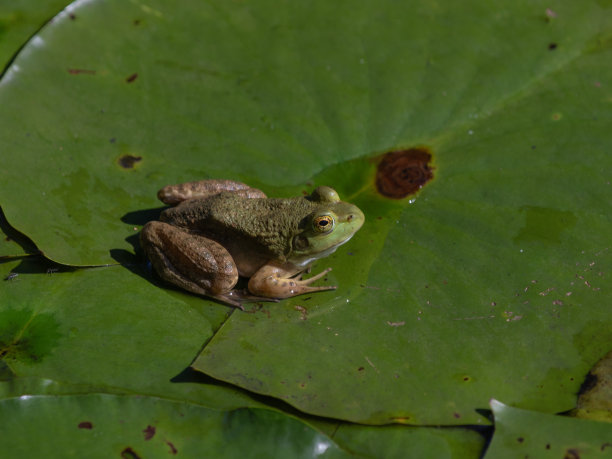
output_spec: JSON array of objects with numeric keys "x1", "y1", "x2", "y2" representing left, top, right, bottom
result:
[
  {"x1": 248, "y1": 263, "x2": 336, "y2": 299},
  {"x1": 157, "y1": 179, "x2": 266, "y2": 205},
  {"x1": 140, "y1": 221, "x2": 242, "y2": 307}
]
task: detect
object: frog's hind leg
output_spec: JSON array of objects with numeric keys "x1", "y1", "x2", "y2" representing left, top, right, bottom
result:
[
  {"x1": 157, "y1": 179, "x2": 266, "y2": 205},
  {"x1": 140, "y1": 221, "x2": 241, "y2": 306},
  {"x1": 248, "y1": 264, "x2": 336, "y2": 300}
]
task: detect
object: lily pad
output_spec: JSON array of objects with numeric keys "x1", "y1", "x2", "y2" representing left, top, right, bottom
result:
[
  {"x1": 0, "y1": 0, "x2": 70, "y2": 70},
  {"x1": 1, "y1": 0, "x2": 609, "y2": 267},
  {"x1": 0, "y1": 258, "x2": 257, "y2": 411},
  {"x1": 0, "y1": 393, "x2": 347, "y2": 458},
  {"x1": 485, "y1": 399, "x2": 612, "y2": 458}
]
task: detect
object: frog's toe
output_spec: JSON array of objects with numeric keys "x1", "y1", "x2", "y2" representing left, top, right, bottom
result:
[
  {"x1": 300, "y1": 267, "x2": 332, "y2": 284},
  {"x1": 248, "y1": 267, "x2": 336, "y2": 299}
]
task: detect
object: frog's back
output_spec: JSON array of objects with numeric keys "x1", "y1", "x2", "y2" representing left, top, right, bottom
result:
[{"x1": 160, "y1": 192, "x2": 315, "y2": 259}]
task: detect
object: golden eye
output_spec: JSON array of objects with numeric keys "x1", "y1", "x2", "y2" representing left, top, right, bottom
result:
[{"x1": 313, "y1": 215, "x2": 334, "y2": 233}]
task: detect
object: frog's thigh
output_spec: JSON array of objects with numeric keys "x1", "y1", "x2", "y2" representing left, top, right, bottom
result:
[
  {"x1": 158, "y1": 179, "x2": 266, "y2": 204},
  {"x1": 140, "y1": 221, "x2": 238, "y2": 295},
  {"x1": 248, "y1": 264, "x2": 336, "y2": 299}
]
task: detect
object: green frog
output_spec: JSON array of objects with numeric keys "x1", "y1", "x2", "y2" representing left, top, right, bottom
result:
[{"x1": 140, "y1": 179, "x2": 364, "y2": 308}]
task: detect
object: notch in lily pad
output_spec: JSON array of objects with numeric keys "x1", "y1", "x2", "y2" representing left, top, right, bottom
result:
[{"x1": 375, "y1": 147, "x2": 434, "y2": 199}]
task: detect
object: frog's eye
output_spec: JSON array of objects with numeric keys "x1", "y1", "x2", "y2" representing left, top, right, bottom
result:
[{"x1": 313, "y1": 215, "x2": 335, "y2": 233}]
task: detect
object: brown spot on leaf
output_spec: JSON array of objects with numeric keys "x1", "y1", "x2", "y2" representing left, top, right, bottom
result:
[
  {"x1": 69, "y1": 13, "x2": 76, "y2": 20},
  {"x1": 78, "y1": 421, "x2": 93, "y2": 429},
  {"x1": 142, "y1": 425, "x2": 155, "y2": 440},
  {"x1": 118, "y1": 155, "x2": 142, "y2": 169},
  {"x1": 126, "y1": 73, "x2": 138, "y2": 83},
  {"x1": 121, "y1": 447, "x2": 141, "y2": 459},
  {"x1": 549, "y1": 43, "x2": 558, "y2": 50},
  {"x1": 68, "y1": 69, "x2": 96, "y2": 75},
  {"x1": 167, "y1": 441, "x2": 178, "y2": 455},
  {"x1": 375, "y1": 147, "x2": 433, "y2": 199},
  {"x1": 517, "y1": 437, "x2": 524, "y2": 443}
]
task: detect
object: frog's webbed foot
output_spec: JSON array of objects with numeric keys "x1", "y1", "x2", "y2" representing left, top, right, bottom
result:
[
  {"x1": 248, "y1": 265, "x2": 336, "y2": 299},
  {"x1": 157, "y1": 179, "x2": 266, "y2": 205}
]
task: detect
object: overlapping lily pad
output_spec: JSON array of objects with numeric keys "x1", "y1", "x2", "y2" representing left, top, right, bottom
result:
[
  {"x1": 485, "y1": 399, "x2": 612, "y2": 458},
  {"x1": 0, "y1": 394, "x2": 347, "y2": 458},
  {"x1": 0, "y1": 258, "x2": 249, "y2": 410}
]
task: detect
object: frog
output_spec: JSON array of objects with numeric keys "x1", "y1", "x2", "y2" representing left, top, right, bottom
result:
[{"x1": 140, "y1": 179, "x2": 365, "y2": 308}]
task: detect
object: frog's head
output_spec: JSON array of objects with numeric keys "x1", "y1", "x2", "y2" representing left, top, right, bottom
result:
[{"x1": 290, "y1": 186, "x2": 365, "y2": 267}]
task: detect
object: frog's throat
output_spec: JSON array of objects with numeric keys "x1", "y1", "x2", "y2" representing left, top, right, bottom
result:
[{"x1": 290, "y1": 234, "x2": 354, "y2": 268}]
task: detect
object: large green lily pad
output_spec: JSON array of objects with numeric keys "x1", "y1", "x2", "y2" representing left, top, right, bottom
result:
[
  {"x1": 1, "y1": 0, "x2": 610, "y2": 266},
  {"x1": 1, "y1": 0, "x2": 612, "y2": 442}
]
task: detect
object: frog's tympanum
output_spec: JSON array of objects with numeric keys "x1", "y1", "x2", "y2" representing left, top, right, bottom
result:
[{"x1": 140, "y1": 179, "x2": 364, "y2": 308}]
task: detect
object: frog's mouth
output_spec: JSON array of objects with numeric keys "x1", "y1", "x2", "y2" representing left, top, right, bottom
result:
[{"x1": 291, "y1": 234, "x2": 354, "y2": 268}]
